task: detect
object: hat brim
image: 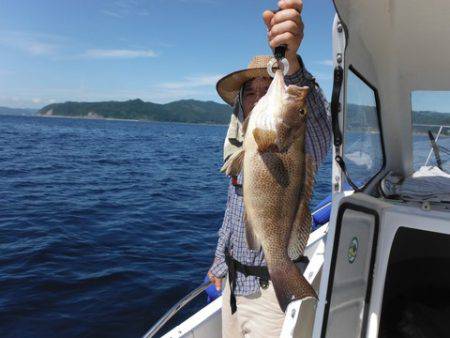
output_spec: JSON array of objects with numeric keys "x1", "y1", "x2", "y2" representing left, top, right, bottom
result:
[{"x1": 216, "y1": 67, "x2": 272, "y2": 107}]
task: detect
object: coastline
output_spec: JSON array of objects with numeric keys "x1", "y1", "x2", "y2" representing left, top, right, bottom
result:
[{"x1": 5, "y1": 113, "x2": 229, "y2": 127}]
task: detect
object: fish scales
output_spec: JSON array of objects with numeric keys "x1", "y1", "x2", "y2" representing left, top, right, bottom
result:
[{"x1": 222, "y1": 69, "x2": 317, "y2": 312}]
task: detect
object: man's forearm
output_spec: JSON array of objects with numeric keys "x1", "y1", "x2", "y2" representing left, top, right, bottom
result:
[
  {"x1": 210, "y1": 219, "x2": 228, "y2": 278},
  {"x1": 210, "y1": 256, "x2": 227, "y2": 278},
  {"x1": 286, "y1": 56, "x2": 301, "y2": 76},
  {"x1": 209, "y1": 184, "x2": 234, "y2": 278},
  {"x1": 284, "y1": 55, "x2": 313, "y2": 87}
]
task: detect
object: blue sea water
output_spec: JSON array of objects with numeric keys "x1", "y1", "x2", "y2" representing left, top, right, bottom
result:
[{"x1": 0, "y1": 115, "x2": 331, "y2": 338}]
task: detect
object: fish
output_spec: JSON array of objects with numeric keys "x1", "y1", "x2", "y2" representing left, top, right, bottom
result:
[{"x1": 221, "y1": 69, "x2": 317, "y2": 312}]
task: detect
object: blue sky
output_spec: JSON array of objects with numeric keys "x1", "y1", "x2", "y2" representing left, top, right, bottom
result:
[{"x1": 0, "y1": 0, "x2": 336, "y2": 108}]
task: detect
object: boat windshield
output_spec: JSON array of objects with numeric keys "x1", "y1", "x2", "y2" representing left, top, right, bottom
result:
[
  {"x1": 343, "y1": 68, "x2": 384, "y2": 189},
  {"x1": 412, "y1": 91, "x2": 450, "y2": 173}
]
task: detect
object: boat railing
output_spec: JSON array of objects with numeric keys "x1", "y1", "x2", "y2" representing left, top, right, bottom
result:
[
  {"x1": 415, "y1": 124, "x2": 450, "y2": 167},
  {"x1": 142, "y1": 282, "x2": 212, "y2": 338}
]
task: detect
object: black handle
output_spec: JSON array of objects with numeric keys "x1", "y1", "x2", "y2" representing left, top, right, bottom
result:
[
  {"x1": 271, "y1": 8, "x2": 287, "y2": 60},
  {"x1": 274, "y1": 45, "x2": 287, "y2": 60},
  {"x1": 331, "y1": 65, "x2": 343, "y2": 147}
]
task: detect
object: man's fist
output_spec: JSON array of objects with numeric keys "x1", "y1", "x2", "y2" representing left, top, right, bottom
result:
[
  {"x1": 207, "y1": 270, "x2": 223, "y2": 291},
  {"x1": 263, "y1": 0, "x2": 304, "y2": 74}
]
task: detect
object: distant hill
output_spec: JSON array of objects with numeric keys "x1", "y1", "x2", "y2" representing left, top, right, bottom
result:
[
  {"x1": 38, "y1": 99, "x2": 232, "y2": 124},
  {"x1": 0, "y1": 106, "x2": 36, "y2": 116},
  {"x1": 347, "y1": 103, "x2": 450, "y2": 133},
  {"x1": 20, "y1": 100, "x2": 450, "y2": 129},
  {"x1": 413, "y1": 110, "x2": 450, "y2": 126}
]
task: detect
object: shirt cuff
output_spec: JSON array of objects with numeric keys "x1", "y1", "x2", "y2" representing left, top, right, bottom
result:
[
  {"x1": 210, "y1": 258, "x2": 228, "y2": 278},
  {"x1": 284, "y1": 55, "x2": 316, "y2": 86}
]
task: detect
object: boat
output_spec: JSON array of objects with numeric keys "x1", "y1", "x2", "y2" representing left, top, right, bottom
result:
[{"x1": 144, "y1": 0, "x2": 450, "y2": 336}]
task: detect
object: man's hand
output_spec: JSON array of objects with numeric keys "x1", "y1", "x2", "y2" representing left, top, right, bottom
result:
[
  {"x1": 263, "y1": 0, "x2": 304, "y2": 75},
  {"x1": 207, "y1": 270, "x2": 223, "y2": 291}
]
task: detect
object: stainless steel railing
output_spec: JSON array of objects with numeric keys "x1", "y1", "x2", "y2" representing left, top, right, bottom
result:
[{"x1": 142, "y1": 281, "x2": 212, "y2": 338}]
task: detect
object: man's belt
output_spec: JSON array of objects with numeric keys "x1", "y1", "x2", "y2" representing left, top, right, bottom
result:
[{"x1": 224, "y1": 249, "x2": 309, "y2": 314}]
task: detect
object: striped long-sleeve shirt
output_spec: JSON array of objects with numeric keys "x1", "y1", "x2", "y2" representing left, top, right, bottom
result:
[{"x1": 210, "y1": 61, "x2": 332, "y2": 296}]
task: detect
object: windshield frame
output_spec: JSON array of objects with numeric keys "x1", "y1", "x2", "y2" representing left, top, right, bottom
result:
[{"x1": 343, "y1": 65, "x2": 386, "y2": 192}]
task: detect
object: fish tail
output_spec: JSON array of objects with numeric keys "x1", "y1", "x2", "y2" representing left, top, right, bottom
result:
[{"x1": 269, "y1": 260, "x2": 317, "y2": 312}]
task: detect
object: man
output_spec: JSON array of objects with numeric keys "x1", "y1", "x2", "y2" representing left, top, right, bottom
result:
[{"x1": 209, "y1": 1, "x2": 331, "y2": 337}]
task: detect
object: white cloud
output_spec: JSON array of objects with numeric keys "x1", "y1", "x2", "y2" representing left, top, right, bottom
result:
[
  {"x1": 101, "y1": 0, "x2": 144, "y2": 18},
  {"x1": 0, "y1": 31, "x2": 61, "y2": 56},
  {"x1": 148, "y1": 74, "x2": 223, "y2": 103},
  {"x1": 177, "y1": 0, "x2": 218, "y2": 3},
  {"x1": 0, "y1": 73, "x2": 223, "y2": 108},
  {"x1": 101, "y1": 0, "x2": 217, "y2": 19},
  {"x1": 160, "y1": 74, "x2": 222, "y2": 90},
  {"x1": 0, "y1": 83, "x2": 223, "y2": 108},
  {"x1": 313, "y1": 72, "x2": 333, "y2": 81},
  {"x1": 0, "y1": 31, "x2": 160, "y2": 61},
  {"x1": 82, "y1": 49, "x2": 158, "y2": 59},
  {"x1": 314, "y1": 59, "x2": 334, "y2": 66},
  {"x1": 101, "y1": 9, "x2": 124, "y2": 18},
  {"x1": 23, "y1": 41, "x2": 56, "y2": 56}
]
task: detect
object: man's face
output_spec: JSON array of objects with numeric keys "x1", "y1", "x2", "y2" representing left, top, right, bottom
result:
[{"x1": 242, "y1": 77, "x2": 272, "y2": 119}]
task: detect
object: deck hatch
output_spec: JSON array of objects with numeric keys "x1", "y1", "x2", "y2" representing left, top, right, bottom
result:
[{"x1": 321, "y1": 203, "x2": 379, "y2": 338}]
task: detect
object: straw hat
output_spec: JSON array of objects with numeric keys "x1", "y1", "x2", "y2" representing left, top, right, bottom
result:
[{"x1": 216, "y1": 55, "x2": 277, "y2": 106}]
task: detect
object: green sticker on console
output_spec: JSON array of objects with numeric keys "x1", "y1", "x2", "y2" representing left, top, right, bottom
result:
[{"x1": 348, "y1": 237, "x2": 358, "y2": 264}]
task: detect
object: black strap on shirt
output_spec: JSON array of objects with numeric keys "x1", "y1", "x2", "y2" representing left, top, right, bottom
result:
[{"x1": 224, "y1": 249, "x2": 310, "y2": 314}]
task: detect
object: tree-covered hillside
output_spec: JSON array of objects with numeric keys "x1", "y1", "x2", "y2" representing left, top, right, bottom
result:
[
  {"x1": 346, "y1": 103, "x2": 450, "y2": 134},
  {"x1": 37, "y1": 100, "x2": 450, "y2": 129},
  {"x1": 38, "y1": 99, "x2": 232, "y2": 124}
]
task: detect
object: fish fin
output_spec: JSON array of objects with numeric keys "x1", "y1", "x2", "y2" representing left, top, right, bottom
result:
[
  {"x1": 244, "y1": 212, "x2": 261, "y2": 251},
  {"x1": 220, "y1": 148, "x2": 245, "y2": 176},
  {"x1": 252, "y1": 128, "x2": 278, "y2": 152},
  {"x1": 269, "y1": 260, "x2": 317, "y2": 312},
  {"x1": 288, "y1": 201, "x2": 311, "y2": 260},
  {"x1": 288, "y1": 154, "x2": 316, "y2": 260},
  {"x1": 301, "y1": 154, "x2": 316, "y2": 203}
]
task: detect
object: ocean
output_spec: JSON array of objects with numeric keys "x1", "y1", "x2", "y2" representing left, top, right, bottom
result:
[{"x1": 0, "y1": 115, "x2": 331, "y2": 338}]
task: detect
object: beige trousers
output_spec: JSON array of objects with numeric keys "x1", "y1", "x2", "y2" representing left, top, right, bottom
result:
[{"x1": 221, "y1": 277, "x2": 285, "y2": 338}]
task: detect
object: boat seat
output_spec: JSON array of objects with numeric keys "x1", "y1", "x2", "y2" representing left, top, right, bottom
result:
[{"x1": 381, "y1": 166, "x2": 450, "y2": 203}]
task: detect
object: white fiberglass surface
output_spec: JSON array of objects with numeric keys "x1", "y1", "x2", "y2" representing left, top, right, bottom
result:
[{"x1": 325, "y1": 209, "x2": 376, "y2": 338}]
